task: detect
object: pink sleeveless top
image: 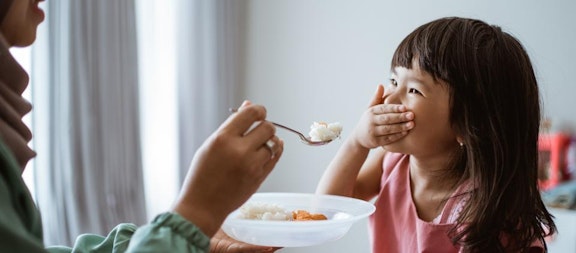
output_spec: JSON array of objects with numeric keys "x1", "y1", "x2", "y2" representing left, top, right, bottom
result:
[
  {"x1": 369, "y1": 152, "x2": 468, "y2": 253},
  {"x1": 369, "y1": 152, "x2": 544, "y2": 253}
]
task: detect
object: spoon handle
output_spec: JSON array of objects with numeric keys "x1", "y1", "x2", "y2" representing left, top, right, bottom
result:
[
  {"x1": 270, "y1": 122, "x2": 307, "y2": 139},
  {"x1": 229, "y1": 108, "x2": 307, "y2": 138}
]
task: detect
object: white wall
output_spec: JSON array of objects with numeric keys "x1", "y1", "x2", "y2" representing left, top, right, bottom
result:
[{"x1": 241, "y1": 0, "x2": 576, "y2": 252}]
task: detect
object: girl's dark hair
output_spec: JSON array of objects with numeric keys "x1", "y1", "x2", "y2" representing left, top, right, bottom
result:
[{"x1": 391, "y1": 17, "x2": 556, "y2": 252}]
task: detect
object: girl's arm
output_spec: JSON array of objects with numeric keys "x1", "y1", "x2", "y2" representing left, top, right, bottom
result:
[
  {"x1": 316, "y1": 138, "x2": 385, "y2": 201},
  {"x1": 354, "y1": 148, "x2": 387, "y2": 200},
  {"x1": 316, "y1": 84, "x2": 413, "y2": 201},
  {"x1": 315, "y1": 134, "x2": 371, "y2": 199}
]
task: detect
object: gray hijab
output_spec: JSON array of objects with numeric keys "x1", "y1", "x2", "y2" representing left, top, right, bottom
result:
[
  {"x1": 0, "y1": 0, "x2": 13, "y2": 24},
  {"x1": 0, "y1": 0, "x2": 36, "y2": 170}
]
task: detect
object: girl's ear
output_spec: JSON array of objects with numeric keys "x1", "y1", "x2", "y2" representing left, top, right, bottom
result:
[{"x1": 456, "y1": 137, "x2": 464, "y2": 146}]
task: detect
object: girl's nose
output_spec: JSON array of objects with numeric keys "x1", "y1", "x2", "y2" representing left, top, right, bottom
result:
[{"x1": 383, "y1": 86, "x2": 402, "y2": 105}]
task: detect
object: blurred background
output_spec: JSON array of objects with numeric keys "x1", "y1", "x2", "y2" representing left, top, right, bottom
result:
[{"x1": 12, "y1": 0, "x2": 576, "y2": 252}]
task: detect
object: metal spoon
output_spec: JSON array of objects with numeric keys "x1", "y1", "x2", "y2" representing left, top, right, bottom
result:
[{"x1": 229, "y1": 108, "x2": 333, "y2": 146}]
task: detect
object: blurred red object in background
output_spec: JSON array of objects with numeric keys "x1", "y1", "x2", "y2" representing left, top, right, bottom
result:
[{"x1": 539, "y1": 133, "x2": 572, "y2": 191}]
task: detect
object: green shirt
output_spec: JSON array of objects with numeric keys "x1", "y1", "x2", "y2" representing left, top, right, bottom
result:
[{"x1": 0, "y1": 141, "x2": 210, "y2": 252}]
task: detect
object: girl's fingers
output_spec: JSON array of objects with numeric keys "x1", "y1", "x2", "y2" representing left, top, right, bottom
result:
[
  {"x1": 375, "y1": 132, "x2": 408, "y2": 144},
  {"x1": 373, "y1": 111, "x2": 414, "y2": 125},
  {"x1": 368, "y1": 84, "x2": 385, "y2": 107},
  {"x1": 373, "y1": 121, "x2": 413, "y2": 136},
  {"x1": 370, "y1": 104, "x2": 408, "y2": 115}
]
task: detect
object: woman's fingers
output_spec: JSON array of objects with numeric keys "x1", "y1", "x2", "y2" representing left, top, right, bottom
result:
[
  {"x1": 210, "y1": 228, "x2": 279, "y2": 253},
  {"x1": 244, "y1": 120, "x2": 276, "y2": 145},
  {"x1": 238, "y1": 100, "x2": 252, "y2": 109},
  {"x1": 226, "y1": 102, "x2": 283, "y2": 168},
  {"x1": 241, "y1": 120, "x2": 278, "y2": 163},
  {"x1": 261, "y1": 137, "x2": 284, "y2": 172},
  {"x1": 224, "y1": 104, "x2": 267, "y2": 137},
  {"x1": 260, "y1": 136, "x2": 282, "y2": 159},
  {"x1": 249, "y1": 130, "x2": 283, "y2": 172}
]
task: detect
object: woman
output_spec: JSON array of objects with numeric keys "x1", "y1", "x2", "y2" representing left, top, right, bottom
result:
[{"x1": 0, "y1": 0, "x2": 282, "y2": 252}]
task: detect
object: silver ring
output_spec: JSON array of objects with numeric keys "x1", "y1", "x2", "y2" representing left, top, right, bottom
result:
[{"x1": 265, "y1": 139, "x2": 276, "y2": 158}]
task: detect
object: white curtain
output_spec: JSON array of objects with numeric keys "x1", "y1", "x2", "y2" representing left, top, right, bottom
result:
[
  {"x1": 175, "y1": 0, "x2": 247, "y2": 181},
  {"x1": 31, "y1": 0, "x2": 146, "y2": 246}
]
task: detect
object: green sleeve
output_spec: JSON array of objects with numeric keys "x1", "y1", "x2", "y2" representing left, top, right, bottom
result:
[
  {"x1": 0, "y1": 181, "x2": 47, "y2": 253},
  {"x1": 125, "y1": 212, "x2": 210, "y2": 253},
  {"x1": 46, "y1": 213, "x2": 210, "y2": 253},
  {"x1": 1, "y1": 140, "x2": 210, "y2": 253},
  {"x1": 0, "y1": 141, "x2": 47, "y2": 252}
]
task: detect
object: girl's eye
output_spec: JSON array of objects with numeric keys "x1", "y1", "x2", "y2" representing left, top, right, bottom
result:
[
  {"x1": 389, "y1": 78, "x2": 398, "y2": 86},
  {"x1": 409, "y1": 88, "x2": 422, "y2": 95}
]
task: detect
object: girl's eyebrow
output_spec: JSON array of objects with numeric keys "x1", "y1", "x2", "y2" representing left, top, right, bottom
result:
[
  {"x1": 407, "y1": 76, "x2": 428, "y2": 86},
  {"x1": 391, "y1": 68, "x2": 428, "y2": 86}
]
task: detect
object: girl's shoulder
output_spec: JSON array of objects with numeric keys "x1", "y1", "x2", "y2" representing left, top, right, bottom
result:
[{"x1": 435, "y1": 181, "x2": 472, "y2": 224}]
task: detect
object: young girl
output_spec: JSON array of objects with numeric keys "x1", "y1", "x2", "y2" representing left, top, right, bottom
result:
[{"x1": 316, "y1": 17, "x2": 556, "y2": 252}]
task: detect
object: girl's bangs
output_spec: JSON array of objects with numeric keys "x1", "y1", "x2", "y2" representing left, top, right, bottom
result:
[{"x1": 390, "y1": 20, "x2": 456, "y2": 83}]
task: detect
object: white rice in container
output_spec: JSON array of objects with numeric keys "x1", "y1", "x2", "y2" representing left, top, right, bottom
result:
[
  {"x1": 237, "y1": 202, "x2": 291, "y2": 221},
  {"x1": 308, "y1": 122, "x2": 343, "y2": 142}
]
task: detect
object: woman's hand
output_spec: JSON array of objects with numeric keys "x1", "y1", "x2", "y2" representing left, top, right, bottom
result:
[
  {"x1": 173, "y1": 101, "x2": 284, "y2": 238},
  {"x1": 210, "y1": 228, "x2": 280, "y2": 253},
  {"x1": 351, "y1": 85, "x2": 414, "y2": 149}
]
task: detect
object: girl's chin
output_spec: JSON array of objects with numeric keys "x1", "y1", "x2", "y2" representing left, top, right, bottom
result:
[{"x1": 381, "y1": 144, "x2": 406, "y2": 154}]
